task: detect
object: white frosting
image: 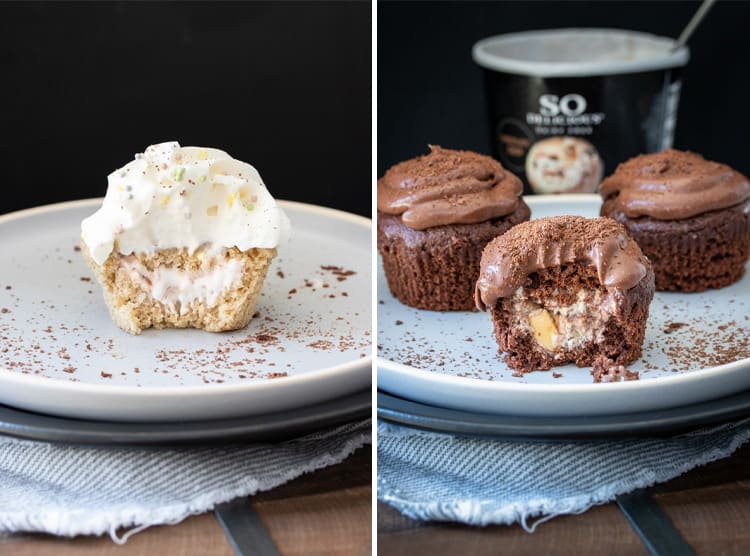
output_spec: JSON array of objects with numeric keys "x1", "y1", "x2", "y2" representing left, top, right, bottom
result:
[
  {"x1": 82, "y1": 142, "x2": 290, "y2": 265},
  {"x1": 121, "y1": 254, "x2": 243, "y2": 314}
]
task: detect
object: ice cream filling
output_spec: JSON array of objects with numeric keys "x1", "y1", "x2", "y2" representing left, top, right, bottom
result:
[
  {"x1": 120, "y1": 253, "x2": 244, "y2": 313},
  {"x1": 512, "y1": 288, "x2": 619, "y2": 352}
]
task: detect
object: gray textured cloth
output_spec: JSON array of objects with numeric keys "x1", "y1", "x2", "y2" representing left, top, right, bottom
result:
[
  {"x1": 0, "y1": 419, "x2": 370, "y2": 543},
  {"x1": 378, "y1": 418, "x2": 750, "y2": 530}
]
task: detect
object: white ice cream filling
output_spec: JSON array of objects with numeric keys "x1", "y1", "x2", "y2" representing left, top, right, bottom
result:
[
  {"x1": 512, "y1": 288, "x2": 619, "y2": 352},
  {"x1": 121, "y1": 253, "x2": 244, "y2": 314}
]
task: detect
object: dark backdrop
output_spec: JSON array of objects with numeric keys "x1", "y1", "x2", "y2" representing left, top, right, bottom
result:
[
  {"x1": 0, "y1": 1, "x2": 371, "y2": 216},
  {"x1": 378, "y1": 1, "x2": 748, "y2": 176}
]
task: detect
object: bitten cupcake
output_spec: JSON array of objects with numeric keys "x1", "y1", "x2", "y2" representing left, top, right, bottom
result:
[
  {"x1": 600, "y1": 149, "x2": 750, "y2": 292},
  {"x1": 81, "y1": 141, "x2": 290, "y2": 335},
  {"x1": 475, "y1": 216, "x2": 655, "y2": 374},
  {"x1": 377, "y1": 145, "x2": 530, "y2": 310}
]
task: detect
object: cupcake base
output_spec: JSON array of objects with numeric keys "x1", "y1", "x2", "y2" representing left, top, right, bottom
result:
[
  {"x1": 489, "y1": 263, "x2": 654, "y2": 373},
  {"x1": 601, "y1": 198, "x2": 750, "y2": 292},
  {"x1": 377, "y1": 200, "x2": 531, "y2": 311},
  {"x1": 82, "y1": 242, "x2": 276, "y2": 335}
]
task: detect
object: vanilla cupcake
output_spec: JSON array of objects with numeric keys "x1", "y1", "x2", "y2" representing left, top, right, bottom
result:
[{"x1": 81, "y1": 142, "x2": 289, "y2": 334}]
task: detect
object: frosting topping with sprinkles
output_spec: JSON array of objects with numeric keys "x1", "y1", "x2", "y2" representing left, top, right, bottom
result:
[{"x1": 81, "y1": 142, "x2": 290, "y2": 265}]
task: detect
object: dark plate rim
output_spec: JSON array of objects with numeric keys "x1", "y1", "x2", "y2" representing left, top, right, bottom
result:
[
  {"x1": 377, "y1": 388, "x2": 750, "y2": 441},
  {"x1": 0, "y1": 389, "x2": 371, "y2": 447}
]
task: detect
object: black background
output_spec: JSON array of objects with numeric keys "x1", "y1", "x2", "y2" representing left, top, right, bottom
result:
[
  {"x1": 378, "y1": 1, "x2": 748, "y2": 177},
  {"x1": 0, "y1": 1, "x2": 371, "y2": 216}
]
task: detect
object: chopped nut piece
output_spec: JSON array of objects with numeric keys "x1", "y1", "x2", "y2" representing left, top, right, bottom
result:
[{"x1": 529, "y1": 308, "x2": 557, "y2": 351}]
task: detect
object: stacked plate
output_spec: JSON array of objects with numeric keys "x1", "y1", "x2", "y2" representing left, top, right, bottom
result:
[
  {"x1": 0, "y1": 200, "x2": 371, "y2": 445},
  {"x1": 378, "y1": 196, "x2": 750, "y2": 440}
]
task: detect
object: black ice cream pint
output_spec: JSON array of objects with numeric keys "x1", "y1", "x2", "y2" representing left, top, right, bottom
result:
[{"x1": 473, "y1": 29, "x2": 689, "y2": 195}]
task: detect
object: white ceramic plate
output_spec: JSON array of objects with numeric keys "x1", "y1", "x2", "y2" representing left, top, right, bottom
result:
[
  {"x1": 0, "y1": 199, "x2": 371, "y2": 422},
  {"x1": 378, "y1": 195, "x2": 750, "y2": 417}
]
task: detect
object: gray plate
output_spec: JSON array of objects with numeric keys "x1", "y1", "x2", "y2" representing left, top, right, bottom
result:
[
  {"x1": 377, "y1": 389, "x2": 750, "y2": 441},
  {"x1": 0, "y1": 389, "x2": 370, "y2": 446},
  {"x1": 0, "y1": 199, "x2": 371, "y2": 422},
  {"x1": 378, "y1": 195, "x2": 750, "y2": 418}
]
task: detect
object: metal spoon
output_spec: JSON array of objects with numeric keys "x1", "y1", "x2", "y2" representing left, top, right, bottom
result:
[{"x1": 672, "y1": 0, "x2": 716, "y2": 52}]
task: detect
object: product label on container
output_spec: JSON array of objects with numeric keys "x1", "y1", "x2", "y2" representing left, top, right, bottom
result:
[
  {"x1": 482, "y1": 69, "x2": 683, "y2": 194},
  {"x1": 527, "y1": 94, "x2": 606, "y2": 135}
]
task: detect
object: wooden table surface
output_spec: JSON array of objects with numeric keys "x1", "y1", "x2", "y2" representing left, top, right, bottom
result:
[
  {"x1": 0, "y1": 445, "x2": 371, "y2": 556},
  {"x1": 378, "y1": 441, "x2": 750, "y2": 555}
]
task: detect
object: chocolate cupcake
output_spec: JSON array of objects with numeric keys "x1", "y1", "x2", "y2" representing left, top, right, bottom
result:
[
  {"x1": 377, "y1": 146, "x2": 530, "y2": 310},
  {"x1": 475, "y1": 216, "x2": 655, "y2": 373},
  {"x1": 600, "y1": 149, "x2": 750, "y2": 292}
]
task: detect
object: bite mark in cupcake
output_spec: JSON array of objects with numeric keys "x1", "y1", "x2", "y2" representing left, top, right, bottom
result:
[
  {"x1": 81, "y1": 142, "x2": 290, "y2": 334},
  {"x1": 475, "y1": 216, "x2": 655, "y2": 374}
]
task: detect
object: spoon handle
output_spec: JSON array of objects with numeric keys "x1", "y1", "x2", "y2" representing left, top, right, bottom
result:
[{"x1": 673, "y1": 0, "x2": 717, "y2": 51}]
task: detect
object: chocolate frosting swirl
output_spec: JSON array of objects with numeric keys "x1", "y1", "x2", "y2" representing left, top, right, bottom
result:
[
  {"x1": 377, "y1": 145, "x2": 523, "y2": 230},
  {"x1": 475, "y1": 216, "x2": 651, "y2": 311},
  {"x1": 599, "y1": 149, "x2": 750, "y2": 220}
]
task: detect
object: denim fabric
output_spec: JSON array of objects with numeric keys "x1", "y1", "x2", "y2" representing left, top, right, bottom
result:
[
  {"x1": 0, "y1": 420, "x2": 370, "y2": 542},
  {"x1": 378, "y1": 418, "x2": 750, "y2": 530}
]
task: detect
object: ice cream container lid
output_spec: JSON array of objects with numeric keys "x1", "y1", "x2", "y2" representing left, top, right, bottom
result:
[{"x1": 473, "y1": 28, "x2": 689, "y2": 78}]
